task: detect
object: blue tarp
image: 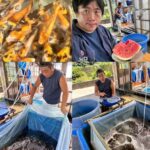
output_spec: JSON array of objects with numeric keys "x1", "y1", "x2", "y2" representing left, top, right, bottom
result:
[{"x1": 0, "y1": 100, "x2": 71, "y2": 150}]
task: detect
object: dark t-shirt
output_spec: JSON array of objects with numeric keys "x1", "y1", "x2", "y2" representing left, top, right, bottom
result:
[
  {"x1": 95, "y1": 78, "x2": 112, "y2": 98},
  {"x1": 81, "y1": 30, "x2": 113, "y2": 61},
  {"x1": 72, "y1": 19, "x2": 116, "y2": 62},
  {"x1": 115, "y1": 7, "x2": 122, "y2": 20},
  {"x1": 40, "y1": 69, "x2": 63, "y2": 104}
]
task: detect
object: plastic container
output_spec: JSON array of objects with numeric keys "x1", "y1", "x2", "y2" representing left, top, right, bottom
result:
[
  {"x1": 89, "y1": 101, "x2": 150, "y2": 150},
  {"x1": 0, "y1": 109, "x2": 9, "y2": 119},
  {"x1": 72, "y1": 124, "x2": 92, "y2": 150},
  {"x1": 143, "y1": 87, "x2": 150, "y2": 94},
  {"x1": 18, "y1": 62, "x2": 26, "y2": 69},
  {"x1": 101, "y1": 96, "x2": 121, "y2": 107},
  {"x1": 72, "y1": 99, "x2": 100, "y2": 130},
  {"x1": 0, "y1": 103, "x2": 71, "y2": 150},
  {"x1": 122, "y1": 33, "x2": 149, "y2": 53},
  {"x1": 0, "y1": 100, "x2": 9, "y2": 119}
]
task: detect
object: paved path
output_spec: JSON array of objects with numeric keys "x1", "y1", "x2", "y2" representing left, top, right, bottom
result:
[{"x1": 72, "y1": 86, "x2": 99, "y2": 102}]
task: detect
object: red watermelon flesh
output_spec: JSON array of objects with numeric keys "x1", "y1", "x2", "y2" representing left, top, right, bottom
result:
[{"x1": 113, "y1": 40, "x2": 141, "y2": 60}]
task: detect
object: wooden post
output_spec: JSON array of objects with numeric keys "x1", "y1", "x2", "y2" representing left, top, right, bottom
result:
[
  {"x1": 1, "y1": 62, "x2": 9, "y2": 98},
  {"x1": 62, "y1": 62, "x2": 67, "y2": 76},
  {"x1": 112, "y1": 63, "x2": 119, "y2": 88},
  {"x1": 106, "y1": 0, "x2": 114, "y2": 26}
]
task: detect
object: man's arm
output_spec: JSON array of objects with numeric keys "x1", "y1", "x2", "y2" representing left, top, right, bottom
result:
[
  {"x1": 95, "y1": 84, "x2": 106, "y2": 97},
  {"x1": 59, "y1": 75, "x2": 68, "y2": 114},
  {"x1": 28, "y1": 76, "x2": 41, "y2": 104},
  {"x1": 115, "y1": 8, "x2": 122, "y2": 17},
  {"x1": 111, "y1": 80, "x2": 116, "y2": 96}
]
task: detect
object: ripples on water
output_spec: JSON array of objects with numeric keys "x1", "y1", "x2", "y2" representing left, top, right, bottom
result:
[
  {"x1": 5, "y1": 136, "x2": 54, "y2": 150},
  {"x1": 104, "y1": 118, "x2": 150, "y2": 150}
]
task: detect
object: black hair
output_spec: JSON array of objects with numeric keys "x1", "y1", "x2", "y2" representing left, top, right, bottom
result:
[
  {"x1": 96, "y1": 68, "x2": 104, "y2": 76},
  {"x1": 118, "y1": 2, "x2": 122, "y2": 7},
  {"x1": 72, "y1": 0, "x2": 105, "y2": 15},
  {"x1": 38, "y1": 62, "x2": 53, "y2": 68}
]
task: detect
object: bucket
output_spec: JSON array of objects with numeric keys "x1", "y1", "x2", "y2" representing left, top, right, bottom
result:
[
  {"x1": 72, "y1": 99, "x2": 100, "y2": 130},
  {"x1": 122, "y1": 33, "x2": 149, "y2": 53},
  {"x1": 0, "y1": 100, "x2": 9, "y2": 119}
]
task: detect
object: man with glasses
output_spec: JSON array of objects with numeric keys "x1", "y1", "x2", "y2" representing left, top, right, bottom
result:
[{"x1": 72, "y1": 0, "x2": 117, "y2": 62}]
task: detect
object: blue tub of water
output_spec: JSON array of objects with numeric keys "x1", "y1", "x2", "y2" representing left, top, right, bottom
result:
[
  {"x1": 72, "y1": 99, "x2": 100, "y2": 150},
  {"x1": 72, "y1": 99, "x2": 100, "y2": 133},
  {"x1": 122, "y1": 33, "x2": 149, "y2": 53}
]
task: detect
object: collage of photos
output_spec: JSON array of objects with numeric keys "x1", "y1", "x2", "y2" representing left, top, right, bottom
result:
[{"x1": 0, "y1": 0, "x2": 150, "y2": 150}]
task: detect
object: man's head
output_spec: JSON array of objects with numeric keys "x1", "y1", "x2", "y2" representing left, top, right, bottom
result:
[
  {"x1": 72, "y1": 0, "x2": 105, "y2": 33},
  {"x1": 39, "y1": 62, "x2": 54, "y2": 78},
  {"x1": 96, "y1": 68, "x2": 105, "y2": 82},
  {"x1": 123, "y1": 7, "x2": 129, "y2": 14},
  {"x1": 118, "y1": 2, "x2": 122, "y2": 8}
]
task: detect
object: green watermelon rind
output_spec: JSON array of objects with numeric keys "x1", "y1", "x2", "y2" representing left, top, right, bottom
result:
[{"x1": 112, "y1": 53, "x2": 131, "y2": 62}]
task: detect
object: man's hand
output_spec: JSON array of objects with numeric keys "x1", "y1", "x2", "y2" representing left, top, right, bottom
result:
[
  {"x1": 28, "y1": 97, "x2": 33, "y2": 104},
  {"x1": 99, "y1": 92, "x2": 106, "y2": 97},
  {"x1": 61, "y1": 105, "x2": 68, "y2": 114}
]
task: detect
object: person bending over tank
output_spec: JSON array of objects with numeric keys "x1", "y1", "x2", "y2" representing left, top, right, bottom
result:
[{"x1": 28, "y1": 62, "x2": 68, "y2": 114}]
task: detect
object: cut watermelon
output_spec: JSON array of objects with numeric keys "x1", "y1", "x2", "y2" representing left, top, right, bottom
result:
[{"x1": 112, "y1": 40, "x2": 141, "y2": 60}]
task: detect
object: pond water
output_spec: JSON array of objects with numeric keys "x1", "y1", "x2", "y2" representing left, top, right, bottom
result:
[
  {"x1": 5, "y1": 135, "x2": 54, "y2": 150},
  {"x1": 105, "y1": 118, "x2": 150, "y2": 150}
]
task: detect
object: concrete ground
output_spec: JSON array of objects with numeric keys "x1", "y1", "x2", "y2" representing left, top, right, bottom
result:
[{"x1": 72, "y1": 86, "x2": 99, "y2": 102}]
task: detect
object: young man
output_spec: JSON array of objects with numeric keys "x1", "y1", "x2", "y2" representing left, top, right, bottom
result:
[
  {"x1": 72, "y1": 0, "x2": 116, "y2": 62},
  {"x1": 122, "y1": 6, "x2": 132, "y2": 23},
  {"x1": 114, "y1": 2, "x2": 123, "y2": 35},
  {"x1": 114, "y1": 2, "x2": 123, "y2": 22},
  {"x1": 28, "y1": 62, "x2": 68, "y2": 114},
  {"x1": 95, "y1": 68, "x2": 115, "y2": 111}
]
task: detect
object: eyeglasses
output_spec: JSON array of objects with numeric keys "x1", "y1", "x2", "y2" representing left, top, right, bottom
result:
[{"x1": 78, "y1": 8, "x2": 102, "y2": 17}]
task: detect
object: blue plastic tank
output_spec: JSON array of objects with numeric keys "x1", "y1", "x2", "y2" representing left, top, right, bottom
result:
[
  {"x1": 122, "y1": 33, "x2": 149, "y2": 53},
  {"x1": 72, "y1": 99, "x2": 100, "y2": 131}
]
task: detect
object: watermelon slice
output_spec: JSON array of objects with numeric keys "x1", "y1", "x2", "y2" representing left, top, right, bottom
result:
[{"x1": 112, "y1": 40, "x2": 141, "y2": 60}]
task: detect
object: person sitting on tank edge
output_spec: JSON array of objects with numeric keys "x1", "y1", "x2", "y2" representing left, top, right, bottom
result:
[
  {"x1": 72, "y1": 0, "x2": 117, "y2": 62},
  {"x1": 28, "y1": 62, "x2": 68, "y2": 114},
  {"x1": 95, "y1": 68, "x2": 116, "y2": 112}
]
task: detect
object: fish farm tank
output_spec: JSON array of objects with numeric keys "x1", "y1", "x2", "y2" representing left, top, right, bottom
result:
[{"x1": 89, "y1": 101, "x2": 150, "y2": 150}]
